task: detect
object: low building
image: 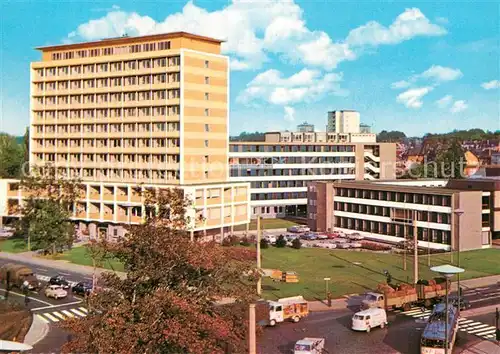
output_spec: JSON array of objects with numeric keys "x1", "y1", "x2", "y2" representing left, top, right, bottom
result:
[
  {"x1": 229, "y1": 142, "x2": 397, "y2": 218},
  {"x1": 297, "y1": 121, "x2": 314, "y2": 132},
  {"x1": 264, "y1": 131, "x2": 376, "y2": 144},
  {"x1": 308, "y1": 179, "x2": 498, "y2": 251}
]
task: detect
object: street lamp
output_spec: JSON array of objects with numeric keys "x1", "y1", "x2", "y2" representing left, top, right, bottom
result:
[
  {"x1": 454, "y1": 208, "x2": 464, "y2": 317},
  {"x1": 430, "y1": 265, "x2": 464, "y2": 354},
  {"x1": 324, "y1": 277, "x2": 331, "y2": 307}
]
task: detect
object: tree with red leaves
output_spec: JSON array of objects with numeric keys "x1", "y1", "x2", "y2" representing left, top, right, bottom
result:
[{"x1": 61, "y1": 188, "x2": 257, "y2": 353}]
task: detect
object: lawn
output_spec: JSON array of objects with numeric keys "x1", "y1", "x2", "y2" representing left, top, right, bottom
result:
[
  {"x1": 233, "y1": 218, "x2": 299, "y2": 231},
  {"x1": 47, "y1": 246, "x2": 125, "y2": 272},
  {"x1": 0, "y1": 237, "x2": 28, "y2": 253},
  {"x1": 260, "y1": 247, "x2": 500, "y2": 300}
]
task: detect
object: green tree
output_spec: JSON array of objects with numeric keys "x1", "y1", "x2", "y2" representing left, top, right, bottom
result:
[
  {"x1": 275, "y1": 235, "x2": 287, "y2": 248},
  {"x1": 22, "y1": 127, "x2": 30, "y2": 165},
  {"x1": 0, "y1": 133, "x2": 24, "y2": 178},
  {"x1": 17, "y1": 167, "x2": 83, "y2": 254},
  {"x1": 60, "y1": 188, "x2": 257, "y2": 354},
  {"x1": 377, "y1": 130, "x2": 407, "y2": 142},
  {"x1": 435, "y1": 139, "x2": 465, "y2": 179}
]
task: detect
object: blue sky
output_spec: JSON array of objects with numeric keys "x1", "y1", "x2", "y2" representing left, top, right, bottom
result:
[{"x1": 1, "y1": 0, "x2": 499, "y2": 136}]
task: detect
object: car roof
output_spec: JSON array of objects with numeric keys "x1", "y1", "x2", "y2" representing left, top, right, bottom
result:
[{"x1": 355, "y1": 308, "x2": 385, "y2": 316}]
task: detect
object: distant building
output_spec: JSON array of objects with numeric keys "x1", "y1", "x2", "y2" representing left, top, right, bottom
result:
[
  {"x1": 360, "y1": 123, "x2": 371, "y2": 134},
  {"x1": 297, "y1": 122, "x2": 314, "y2": 132},
  {"x1": 264, "y1": 131, "x2": 376, "y2": 144},
  {"x1": 327, "y1": 110, "x2": 360, "y2": 134}
]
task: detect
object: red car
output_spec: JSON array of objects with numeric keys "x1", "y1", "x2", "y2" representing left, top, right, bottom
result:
[{"x1": 326, "y1": 232, "x2": 340, "y2": 239}]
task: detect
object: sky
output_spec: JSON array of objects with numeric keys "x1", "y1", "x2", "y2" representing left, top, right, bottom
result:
[{"x1": 1, "y1": 0, "x2": 499, "y2": 137}]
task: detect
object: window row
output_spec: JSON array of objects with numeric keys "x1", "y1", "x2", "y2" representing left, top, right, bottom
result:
[
  {"x1": 232, "y1": 156, "x2": 356, "y2": 165},
  {"x1": 251, "y1": 192, "x2": 308, "y2": 201},
  {"x1": 48, "y1": 167, "x2": 180, "y2": 181},
  {"x1": 48, "y1": 42, "x2": 173, "y2": 61},
  {"x1": 250, "y1": 180, "x2": 309, "y2": 189},
  {"x1": 34, "y1": 122, "x2": 180, "y2": 134},
  {"x1": 33, "y1": 106, "x2": 180, "y2": 119},
  {"x1": 33, "y1": 153, "x2": 180, "y2": 164},
  {"x1": 229, "y1": 145, "x2": 356, "y2": 153},
  {"x1": 230, "y1": 167, "x2": 356, "y2": 177},
  {"x1": 33, "y1": 138, "x2": 180, "y2": 149},
  {"x1": 34, "y1": 73, "x2": 181, "y2": 91},
  {"x1": 34, "y1": 89, "x2": 180, "y2": 105},
  {"x1": 334, "y1": 188, "x2": 453, "y2": 207}
]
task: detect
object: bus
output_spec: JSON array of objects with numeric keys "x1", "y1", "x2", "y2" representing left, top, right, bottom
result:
[{"x1": 420, "y1": 303, "x2": 458, "y2": 354}]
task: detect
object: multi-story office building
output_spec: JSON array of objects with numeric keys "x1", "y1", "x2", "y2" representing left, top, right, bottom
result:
[
  {"x1": 327, "y1": 110, "x2": 360, "y2": 133},
  {"x1": 0, "y1": 32, "x2": 250, "y2": 240},
  {"x1": 297, "y1": 121, "x2": 315, "y2": 132},
  {"x1": 229, "y1": 142, "x2": 396, "y2": 218},
  {"x1": 308, "y1": 179, "x2": 498, "y2": 250},
  {"x1": 264, "y1": 131, "x2": 376, "y2": 144}
]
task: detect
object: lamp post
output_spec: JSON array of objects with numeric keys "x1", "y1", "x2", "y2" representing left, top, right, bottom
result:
[
  {"x1": 256, "y1": 216, "x2": 262, "y2": 296},
  {"x1": 454, "y1": 208, "x2": 464, "y2": 316},
  {"x1": 324, "y1": 277, "x2": 331, "y2": 305},
  {"x1": 430, "y1": 265, "x2": 465, "y2": 354}
]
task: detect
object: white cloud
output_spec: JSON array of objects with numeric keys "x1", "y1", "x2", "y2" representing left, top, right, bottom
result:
[
  {"x1": 481, "y1": 80, "x2": 500, "y2": 90},
  {"x1": 66, "y1": 2, "x2": 446, "y2": 71},
  {"x1": 450, "y1": 100, "x2": 468, "y2": 113},
  {"x1": 237, "y1": 69, "x2": 346, "y2": 106},
  {"x1": 436, "y1": 94, "x2": 453, "y2": 108},
  {"x1": 419, "y1": 65, "x2": 463, "y2": 82},
  {"x1": 346, "y1": 8, "x2": 446, "y2": 47},
  {"x1": 284, "y1": 106, "x2": 295, "y2": 122},
  {"x1": 391, "y1": 80, "x2": 411, "y2": 89},
  {"x1": 396, "y1": 86, "x2": 433, "y2": 109}
]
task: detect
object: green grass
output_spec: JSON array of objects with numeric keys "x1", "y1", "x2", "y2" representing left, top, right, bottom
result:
[
  {"x1": 0, "y1": 237, "x2": 28, "y2": 253},
  {"x1": 233, "y1": 218, "x2": 300, "y2": 231},
  {"x1": 46, "y1": 246, "x2": 125, "y2": 272},
  {"x1": 260, "y1": 248, "x2": 500, "y2": 300}
]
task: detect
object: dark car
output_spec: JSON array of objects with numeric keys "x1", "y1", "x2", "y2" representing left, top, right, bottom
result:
[
  {"x1": 449, "y1": 297, "x2": 470, "y2": 311},
  {"x1": 49, "y1": 275, "x2": 70, "y2": 289},
  {"x1": 72, "y1": 281, "x2": 93, "y2": 296}
]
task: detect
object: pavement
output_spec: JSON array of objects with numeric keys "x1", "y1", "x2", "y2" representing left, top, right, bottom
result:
[{"x1": 460, "y1": 340, "x2": 500, "y2": 354}]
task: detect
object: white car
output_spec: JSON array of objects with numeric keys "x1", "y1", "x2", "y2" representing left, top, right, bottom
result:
[
  {"x1": 337, "y1": 243, "x2": 351, "y2": 249},
  {"x1": 348, "y1": 233, "x2": 365, "y2": 241},
  {"x1": 316, "y1": 233, "x2": 328, "y2": 240},
  {"x1": 318, "y1": 243, "x2": 337, "y2": 249},
  {"x1": 45, "y1": 285, "x2": 68, "y2": 299},
  {"x1": 350, "y1": 242, "x2": 362, "y2": 248},
  {"x1": 294, "y1": 338, "x2": 325, "y2": 354},
  {"x1": 263, "y1": 234, "x2": 277, "y2": 244},
  {"x1": 297, "y1": 226, "x2": 311, "y2": 233}
]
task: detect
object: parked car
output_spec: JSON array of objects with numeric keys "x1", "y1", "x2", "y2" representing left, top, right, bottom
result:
[
  {"x1": 45, "y1": 285, "x2": 68, "y2": 299},
  {"x1": 348, "y1": 233, "x2": 365, "y2": 241},
  {"x1": 337, "y1": 243, "x2": 351, "y2": 249},
  {"x1": 301, "y1": 232, "x2": 317, "y2": 241},
  {"x1": 285, "y1": 234, "x2": 300, "y2": 241},
  {"x1": 449, "y1": 296, "x2": 470, "y2": 311},
  {"x1": 350, "y1": 242, "x2": 363, "y2": 248},
  {"x1": 287, "y1": 226, "x2": 301, "y2": 233},
  {"x1": 333, "y1": 238, "x2": 348, "y2": 244},
  {"x1": 263, "y1": 234, "x2": 277, "y2": 244},
  {"x1": 317, "y1": 243, "x2": 337, "y2": 249},
  {"x1": 297, "y1": 226, "x2": 311, "y2": 233},
  {"x1": 72, "y1": 281, "x2": 93, "y2": 296},
  {"x1": 316, "y1": 233, "x2": 328, "y2": 240},
  {"x1": 49, "y1": 275, "x2": 70, "y2": 289}
]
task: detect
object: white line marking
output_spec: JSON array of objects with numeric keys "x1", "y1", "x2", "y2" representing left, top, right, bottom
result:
[
  {"x1": 459, "y1": 319, "x2": 473, "y2": 324},
  {"x1": 474, "y1": 328, "x2": 497, "y2": 336},
  {"x1": 31, "y1": 299, "x2": 83, "y2": 311},
  {"x1": 58, "y1": 272, "x2": 70, "y2": 276},
  {"x1": 467, "y1": 325, "x2": 494, "y2": 334},
  {"x1": 35, "y1": 268, "x2": 49, "y2": 272},
  {"x1": 62, "y1": 310, "x2": 75, "y2": 318},
  {"x1": 79, "y1": 307, "x2": 88, "y2": 313},
  {"x1": 53, "y1": 312, "x2": 66, "y2": 320},
  {"x1": 70, "y1": 308, "x2": 86, "y2": 317},
  {"x1": 412, "y1": 313, "x2": 431, "y2": 318},
  {"x1": 465, "y1": 324, "x2": 489, "y2": 331},
  {"x1": 36, "y1": 314, "x2": 50, "y2": 324},
  {"x1": 44, "y1": 313, "x2": 59, "y2": 322},
  {"x1": 403, "y1": 309, "x2": 424, "y2": 315},
  {"x1": 0, "y1": 289, "x2": 53, "y2": 305}
]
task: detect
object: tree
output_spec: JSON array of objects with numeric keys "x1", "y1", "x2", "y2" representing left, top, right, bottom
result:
[
  {"x1": 61, "y1": 188, "x2": 258, "y2": 354},
  {"x1": 291, "y1": 238, "x2": 301, "y2": 249},
  {"x1": 16, "y1": 167, "x2": 83, "y2": 254},
  {"x1": 22, "y1": 127, "x2": 30, "y2": 165},
  {"x1": 377, "y1": 130, "x2": 407, "y2": 142},
  {"x1": 229, "y1": 131, "x2": 266, "y2": 142},
  {"x1": 0, "y1": 133, "x2": 24, "y2": 178},
  {"x1": 434, "y1": 139, "x2": 465, "y2": 179},
  {"x1": 86, "y1": 238, "x2": 116, "y2": 291},
  {"x1": 260, "y1": 238, "x2": 269, "y2": 249},
  {"x1": 275, "y1": 235, "x2": 287, "y2": 248}
]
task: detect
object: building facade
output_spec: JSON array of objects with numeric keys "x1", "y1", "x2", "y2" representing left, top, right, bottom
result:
[
  {"x1": 229, "y1": 142, "x2": 397, "y2": 218},
  {"x1": 264, "y1": 131, "x2": 376, "y2": 144},
  {"x1": 0, "y1": 32, "x2": 251, "y2": 241},
  {"x1": 297, "y1": 121, "x2": 315, "y2": 132},
  {"x1": 308, "y1": 179, "x2": 496, "y2": 251},
  {"x1": 327, "y1": 110, "x2": 360, "y2": 134}
]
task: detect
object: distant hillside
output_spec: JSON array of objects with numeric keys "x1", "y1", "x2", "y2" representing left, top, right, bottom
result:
[{"x1": 230, "y1": 131, "x2": 266, "y2": 142}]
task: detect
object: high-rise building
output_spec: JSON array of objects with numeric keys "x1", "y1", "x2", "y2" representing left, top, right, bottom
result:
[
  {"x1": 327, "y1": 110, "x2": 360, "y2": 134},
  {"x1": 1, "y1": 32, "x2": 250, "y2": 241},
  {"x1": 297, "y1": 121, "x2": 314, "y2": 132}
]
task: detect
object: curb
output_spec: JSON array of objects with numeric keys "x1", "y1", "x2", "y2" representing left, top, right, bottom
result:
[{"x1": 24, "y1": 314, "x2": 49, "y2": 347}]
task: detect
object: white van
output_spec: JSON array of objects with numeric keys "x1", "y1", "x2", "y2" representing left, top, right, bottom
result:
[{"x1": 352, "y1": 308, "x2": 388, "y2": 332}]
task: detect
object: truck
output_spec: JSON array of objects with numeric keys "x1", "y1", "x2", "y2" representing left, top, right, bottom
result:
[
  {"x1": 361, "y1": 279, "x2": 448, "y2": 312},
  {"x1": 0, "y1": 263, "x2": 41, "y2": 291},
  {"x1": 259, "y1": 296, "x2": 309, "y2": 326}
]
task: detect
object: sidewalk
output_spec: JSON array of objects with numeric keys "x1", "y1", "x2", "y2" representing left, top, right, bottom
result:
[
  {"x1": 0, "y1": 251, "x2": 126, "y2": 279},
  {"x1": 460, "y1": 340, "x2": 500, "y2": 354},
  {"x1": 23, "y1": 314, "x2": 49, "y2": 347}
]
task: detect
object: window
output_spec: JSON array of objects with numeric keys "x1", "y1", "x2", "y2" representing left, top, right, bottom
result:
[
  {"x1": 204, "y1": 60, "x2": 209, "y2": 68},
  {"x1": 204, "y1": 140, "x2": 209, "y2": 147},
  {"x1": 204, "y1": 76, "x2": 210, "y2": 84},
  {"x1": 204, "y1": 108, "x2": 209, "y2": 116},
  {"x1": 205, "y1": 92, "x2": 209, "y2": 100},
  {"x1": 204, "y1": 124, "x2": 209, "y2": 132}
]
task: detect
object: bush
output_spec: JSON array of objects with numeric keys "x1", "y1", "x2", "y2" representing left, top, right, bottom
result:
[
  {"x1": 260, "y1": 238, "x2": 269, "y2": 249},
  {"x1": 222, "y1": 235, "x2": 240, "y2": 247},
  {"x1": 291, "y1": 238, "x2": 301, "y2": 249},
  {"x1": 240, "y1": 236, "x2": 251, "y2": 246},
  {"x1": 275, "y1": 235, "x2": 287, "y2": 248},
  {"x1": 360, "y1": 241, "x2": 391, "y2": 251}
]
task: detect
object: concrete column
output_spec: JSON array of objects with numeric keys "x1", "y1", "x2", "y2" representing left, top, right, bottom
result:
[
  {"x1": 248, "y1": 304, "x2": 256, "y2": 354},
  {"x1": 220, "y1": 226, "x2": 224, "y2": 243},
  {"x1": 190, "y1": 230, "x2": 194, "y2": 242}
]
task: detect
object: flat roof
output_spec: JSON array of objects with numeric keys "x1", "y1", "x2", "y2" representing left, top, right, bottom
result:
[
  {"x1": 329, "y1": 180, "x2": 463, "y2": 195},
  {"x1": 229, "y1": 141, "x2": 392, "y2": 146},
  {"x1": 36, "y1": 32, "x2": 225, "y2": 52}
]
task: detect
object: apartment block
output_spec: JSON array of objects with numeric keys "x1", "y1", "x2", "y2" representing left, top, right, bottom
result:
[
  {"x1": 229, "y1": 142, "x2": 396, "y2": 218},
  {"x1": 327, "y1": 110, "x2": 360, "y2": 133},
  {"x1": 1, "y1": 32, "x2": 250, "y2": 241},
  {"x1": 308, "y1": 179, "x2": 497, "y2": 251}
]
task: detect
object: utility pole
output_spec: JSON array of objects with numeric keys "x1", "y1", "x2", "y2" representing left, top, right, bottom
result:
[
  {"x1": 454, "y1": 209, "x2": 464, "y2": 317},
  {"x1": 413, "y1": 212, "x2": 419, "y2": 284},
  {"x1": 248, "y1": 303, "x2": 256, "y2": 354},
  {"x1": 256, "y1": 216, "x2": 262, "y2": 296}
]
